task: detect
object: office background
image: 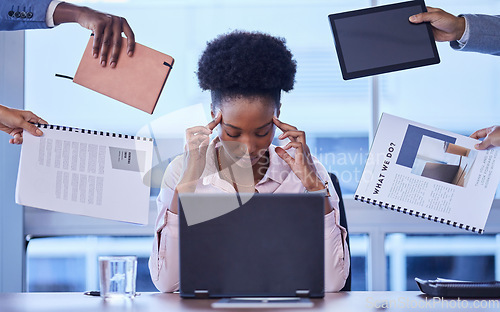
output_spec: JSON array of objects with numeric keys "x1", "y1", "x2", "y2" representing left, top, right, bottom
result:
[{"x1": 1, "y1": 0, "x2": 500, "y2": 293}]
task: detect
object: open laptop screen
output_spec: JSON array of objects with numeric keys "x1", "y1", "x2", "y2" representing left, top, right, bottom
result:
[{"x1": 179, "y1": 193, "x2": 324, "y2": 298}]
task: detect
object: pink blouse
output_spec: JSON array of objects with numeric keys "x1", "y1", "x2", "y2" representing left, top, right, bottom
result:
[{"x1": 149, "y1": 140, "x2": 350, "y2": 292}]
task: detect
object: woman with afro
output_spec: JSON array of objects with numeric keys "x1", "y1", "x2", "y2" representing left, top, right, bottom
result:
[{"x1": 149, "y1": 30, "x2": 349, "y2": 292}]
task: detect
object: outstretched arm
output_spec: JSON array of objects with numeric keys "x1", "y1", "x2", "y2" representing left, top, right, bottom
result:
[{"x1": 410, "y1": 7, "x2": 500, "y2": 55}]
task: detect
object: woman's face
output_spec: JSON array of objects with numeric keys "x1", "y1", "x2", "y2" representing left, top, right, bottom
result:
[{"x1": 214, "y1": 96, "x2": 277, "y2": 166}]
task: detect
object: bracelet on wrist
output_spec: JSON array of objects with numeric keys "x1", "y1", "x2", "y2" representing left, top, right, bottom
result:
[{"x1": 304, "y1": 180, "x2": 331, "y2": 197}]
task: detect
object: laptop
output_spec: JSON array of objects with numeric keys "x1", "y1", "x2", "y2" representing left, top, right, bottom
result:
[{"x1": 178, "y1": 193, "x2": 325, "y2": 298}]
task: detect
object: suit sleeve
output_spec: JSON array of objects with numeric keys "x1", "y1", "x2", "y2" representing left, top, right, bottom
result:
[
  {"x1": 0, "y1": 0, "x2": 53, "y2": 30},
  {"x1": 450, "y1": 14, "x2": 500, "y2": 56}
]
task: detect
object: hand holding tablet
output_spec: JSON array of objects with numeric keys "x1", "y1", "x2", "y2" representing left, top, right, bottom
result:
[{"x1": 328, "y1": 0, "x2": 440, "y2": 80}]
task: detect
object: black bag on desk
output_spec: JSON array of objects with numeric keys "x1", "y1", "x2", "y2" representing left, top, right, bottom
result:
[{"x1": 416, "y1": 278, "x2": 500, "y2": 298}]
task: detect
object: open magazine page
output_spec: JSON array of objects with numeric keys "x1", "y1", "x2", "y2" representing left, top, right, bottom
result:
[{"x1": 356, "y1": 113, "x2": 500, "y2": 233}]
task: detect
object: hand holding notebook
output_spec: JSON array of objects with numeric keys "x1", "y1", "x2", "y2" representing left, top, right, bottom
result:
[{"x1": 72, "y1": 36, "x2": 174, "y2": 114}]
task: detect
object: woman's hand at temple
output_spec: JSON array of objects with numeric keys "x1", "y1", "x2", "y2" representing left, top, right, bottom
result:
[
  {"x1": 273, "y1": 116, "x2": 332, "y2": 214},
  {"x1": 168, "y1": 113, "x2": 221, "y2": 215},
  {"x1": 273, "y1": 116, "x2": 325, "y2": 192},
  {"x1": 176, "y1": 112, "x2": 222, "y2": 193}
]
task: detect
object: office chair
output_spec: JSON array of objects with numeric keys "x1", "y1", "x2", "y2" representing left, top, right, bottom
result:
[{"x1": 329, "y1": 172, "x2": 352, "y2": 291}]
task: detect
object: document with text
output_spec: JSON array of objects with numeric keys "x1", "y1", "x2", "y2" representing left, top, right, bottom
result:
[
  {"x1": 16, "y1": 124, "x2": 153, "y2": 224},
  {"x1": 355, "y1": 113, "x2": 500, "y2": 233}
]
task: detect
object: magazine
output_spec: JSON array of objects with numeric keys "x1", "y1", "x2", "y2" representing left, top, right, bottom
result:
[{"x1": 355, "y1": 113, "x2": 500, "y2": 233}]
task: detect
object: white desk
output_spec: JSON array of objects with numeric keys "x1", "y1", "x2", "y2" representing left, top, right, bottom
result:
[{"x1": 1, "y1": 291, "x2": 499, "y2": 312}]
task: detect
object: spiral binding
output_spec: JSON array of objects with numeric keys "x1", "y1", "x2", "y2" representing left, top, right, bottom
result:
[
  {"x1": 36, "y1": 123, "x2": 153, "y2": 142},
  {"x1": 354, "y1": 194, "x2": 482, "y2": 234}
]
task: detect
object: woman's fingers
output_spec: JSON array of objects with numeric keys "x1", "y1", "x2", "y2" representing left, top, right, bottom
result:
[
  {"x1": 278, "y1": 130, "x2": 306, "y2": 144},
  {"x1": 184, "y1": 122, "x2": 216, "y2": 164},
  {"x1": 185, "y1": 113, "x2": 221, "y2": 153},
  {"x1": 186, "y1": 126, "x2": 212, "y2": 137},
  {"x1": 186, "y1": 134, "x2": 210, "y2": 153},
  {"x1": 186, "y1": 111, "x2": 221, "y2": 140},
  {"x1": 207, "y1": 112, "x2": 222, "y2": 131},
  {"x1": 274, "y1": 146, "x2": 294, "y2": 167},
  {"x1": 198, "y1": 136, "x2": 211, "y2": 154},
  {"x1": 273, "y1": 116, "x2": 306, "y2": 144},
  {"x1": 273, "y1": 116, "x2": 297, "y2": 132},
  {"x1": 273, "y1": 116, "x2": 312, "y2": 165},
  {"x1": 283, "y1": 141, "x2": 305, "y2": 163}
]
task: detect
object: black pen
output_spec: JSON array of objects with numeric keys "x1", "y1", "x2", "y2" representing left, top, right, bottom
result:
[{"x1": 84, "y1": 291, "x2": 100, "y2": 297}]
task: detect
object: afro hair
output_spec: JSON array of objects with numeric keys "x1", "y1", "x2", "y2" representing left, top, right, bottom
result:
[{"x1": 197, "y1": 30, "x2": 297, "y2": 98}]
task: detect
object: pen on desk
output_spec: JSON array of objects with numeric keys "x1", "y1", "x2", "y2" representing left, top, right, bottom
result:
[{"x1": 84, "y1": 291, "x2": 141, "y2": 297}]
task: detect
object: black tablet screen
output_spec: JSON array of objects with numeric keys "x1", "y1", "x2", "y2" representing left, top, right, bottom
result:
[{"x1": 329, "y1": 1, "x2": 439, "y2": 80}]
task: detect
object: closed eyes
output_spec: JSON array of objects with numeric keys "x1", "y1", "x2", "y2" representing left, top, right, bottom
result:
[{"x1": 225, "y1": 130, "x2": 270, "y2": 138}]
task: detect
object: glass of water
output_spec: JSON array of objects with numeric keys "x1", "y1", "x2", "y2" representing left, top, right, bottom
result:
[{"x1": 99, "y1": 256, "x2": 137, "y2": 299}]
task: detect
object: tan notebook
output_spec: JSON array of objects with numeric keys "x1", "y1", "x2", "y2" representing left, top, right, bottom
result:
[{"x1": 73, "y1": 37, "x2": 174, "y2": 114}]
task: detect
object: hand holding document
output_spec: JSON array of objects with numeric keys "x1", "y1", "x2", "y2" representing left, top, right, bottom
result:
[
  {"x1": 355, "y1": 114, "x2": 500, "y2": 233},
  {"x1": 16, "y1": 124, "x2": 153, "y2": 224}
]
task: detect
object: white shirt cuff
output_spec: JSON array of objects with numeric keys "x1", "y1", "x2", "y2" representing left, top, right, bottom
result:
[
  {"x1": 46, "y1": 0, "x2": 63, "y2": 28},
  {"x1": 456, "y1": 15, "x2": 469, "y2": 48}
]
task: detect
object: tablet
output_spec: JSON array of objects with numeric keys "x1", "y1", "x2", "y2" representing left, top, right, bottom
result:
[{"x1": 328, "y1": 0, "x2": 440, "y2": 80}]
